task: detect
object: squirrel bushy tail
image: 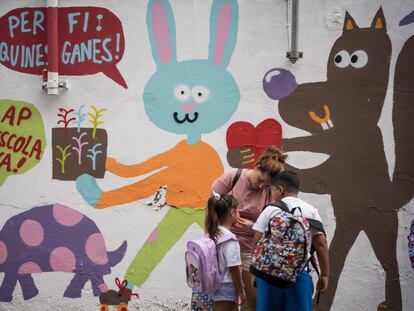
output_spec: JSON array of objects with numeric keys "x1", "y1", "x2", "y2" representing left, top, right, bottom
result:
[{"x1": 393, "y1": 17, "x2": 414, "y2": 203}]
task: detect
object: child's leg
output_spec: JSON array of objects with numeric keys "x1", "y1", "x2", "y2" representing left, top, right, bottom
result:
[
  {"x1": 215, "y1": 301, "x2": 236, "y2": 311},
  {"x1": 212, "y1": 283, "x2": 239, "y2": 311},
  {"x1": 242, "y1": 269, "x2": 256, "y2": 311},
  {"x1": 125, "y1": 207, "x2": 204, "y2": 287}
]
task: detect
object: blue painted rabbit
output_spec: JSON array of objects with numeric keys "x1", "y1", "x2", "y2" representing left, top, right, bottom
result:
[{"x1": 77, "y1": 0, "x2": 240, "y2": 288}]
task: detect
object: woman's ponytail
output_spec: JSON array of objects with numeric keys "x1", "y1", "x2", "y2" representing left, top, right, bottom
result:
[{"x1": 256, "y1": 145, "x2": 287, "y2": 178}]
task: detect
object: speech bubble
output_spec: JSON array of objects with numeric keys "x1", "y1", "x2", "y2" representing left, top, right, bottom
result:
[
  {"x1": 0, "y1": 7, "x2": 127, "y2": 88},
  {"x1": 0, "y1": 99, "x2": 46, "y2": 187}
]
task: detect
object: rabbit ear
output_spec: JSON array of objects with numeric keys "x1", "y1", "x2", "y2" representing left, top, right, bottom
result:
[
  {"x1": 147, "y1": 0, "x2": 177, "y2": 66},
  {"x1": 208, "y1": 0, "x2": 239, "y2": 68}
]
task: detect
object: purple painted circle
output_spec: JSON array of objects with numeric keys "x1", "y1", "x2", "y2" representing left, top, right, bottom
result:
[
  {"x1": 85, "y1": 233, "x2": 109, "y2": 265},
  {"x1": 20, "y1": 219, "x2": 44, "y2": 246},
  {"x1": 263, "y1": 68, "x2": 297, "y2": 100},
  {"x1": 53, "y1": 203, "x2": 84, "y2": 226},
  {"x1": 146, "y1": 228, "x2": 159, "y2": 244},
  {"x1": 50, "y1": 247, "x2": 76, "y2": 272},
  {"x1": 18, "y1": 261, "x2": 42, "y2": 274},
  {"x1": 0, "y1": 240, "x2": 7, "y2": 264}
]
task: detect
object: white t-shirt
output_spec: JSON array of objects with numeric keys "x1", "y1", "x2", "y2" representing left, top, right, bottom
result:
[
  {"x1": 217, "y1": 225, "x2": 242, "y2": 283},
  {"x1": 252, "y1": 196, "x2": 324, "y2": 242}
]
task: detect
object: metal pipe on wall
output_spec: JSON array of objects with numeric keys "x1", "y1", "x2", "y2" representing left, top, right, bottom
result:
[
  {"x1": 46, "y1": 0, "x2": 59, "y2": 95},
  {"x1": 286, "y1": 0, "x2": 303, "y2": 63}
]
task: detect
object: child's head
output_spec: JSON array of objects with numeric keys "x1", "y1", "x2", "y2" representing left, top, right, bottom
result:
[
  {"x1": 205, "y1": 193, "x2": 239, "y2": 240},
  {"x1": 270, "y1": 170, "x2": 300, "y2": 201},
  {"x1": 253, "y1": 146, "x2": 287, "y2": 190}
]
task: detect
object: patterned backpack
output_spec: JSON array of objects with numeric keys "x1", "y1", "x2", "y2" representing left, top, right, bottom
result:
[
  {"x1": 185, "y1": 230, "x2": 237, "y2": 294},
  {"x1": 250, "y1": 201, "x2": 323, "y2": 288},
  {"x1": 408, "y1": 219, "x2": 414, "y2": 270}
]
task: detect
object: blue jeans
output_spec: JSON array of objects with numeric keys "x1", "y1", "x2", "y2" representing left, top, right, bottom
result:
[
  {"x1": 211, "y1": 283, "x2": 238, "y2": 303},
  {"x1": 256, "y1": 271, "x2": 314, "y2": 311}
]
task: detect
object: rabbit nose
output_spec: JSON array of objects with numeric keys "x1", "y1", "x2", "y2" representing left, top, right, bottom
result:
[{"x1": 183, "y1": 103, "x2": 197, "y2": 114}]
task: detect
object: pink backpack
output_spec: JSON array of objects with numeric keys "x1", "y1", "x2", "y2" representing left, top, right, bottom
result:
[{"x1": 185, "y1": 232, "x2": 237, "y2": 294}]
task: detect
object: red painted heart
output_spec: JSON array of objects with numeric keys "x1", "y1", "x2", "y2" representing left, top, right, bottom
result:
[{"x1": 226, "y1": 118, "x2": 282, "y2": 167}]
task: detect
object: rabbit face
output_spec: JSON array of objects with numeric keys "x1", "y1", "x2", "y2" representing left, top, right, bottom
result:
[
  {"x1": 144, "y1": 60, "x2": 240, "y2": 144},
  {"x1": 145, "y1": 0, "x2": 240, "y2": 144}
]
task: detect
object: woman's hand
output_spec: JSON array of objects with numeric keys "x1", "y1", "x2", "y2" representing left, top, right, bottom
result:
[
  {"x1": 235, "y1": 217, "x2": 255, "y2": 232},
  {"x1": 238, "y1": 291, "x2": 247, "y2": 306}
]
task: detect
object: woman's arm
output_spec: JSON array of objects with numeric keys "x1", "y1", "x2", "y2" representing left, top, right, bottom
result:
[{"x1": 210, "y1": 169, "x2": 235, "y2": 194}]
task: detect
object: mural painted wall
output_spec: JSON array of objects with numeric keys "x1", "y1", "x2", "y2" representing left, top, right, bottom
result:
[{"x1": 0, "y1": 0, "x2": 413, "y2": 310}]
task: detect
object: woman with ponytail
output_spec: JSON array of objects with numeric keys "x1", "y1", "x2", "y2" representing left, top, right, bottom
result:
[{"x1": 211, "y1": 146, "x2": 287, "y2": 310}]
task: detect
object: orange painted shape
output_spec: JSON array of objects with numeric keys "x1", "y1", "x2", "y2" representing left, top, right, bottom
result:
[
  {"x1": 375, "y1": 17, "x2": 383, "y2": 29},
  {"x1": 308, "y1": 105, "x2": 331, "y2": 124},
  {"x1": 346, "y1": 19, "x2": 354, "y2": 30},
  {"x1": 99, "y1": 305, "x2": 109, "y2": 311},
  {"x1": 97, "y1": 140, "x2": 224, "y2": 209}
]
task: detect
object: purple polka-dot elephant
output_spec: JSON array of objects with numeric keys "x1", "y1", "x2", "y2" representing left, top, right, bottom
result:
[{"x1": 0, "y1": 204, "x2": 127, "y2": 302}]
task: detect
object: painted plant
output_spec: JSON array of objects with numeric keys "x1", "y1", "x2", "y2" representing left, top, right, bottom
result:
[{"x1": 52, "y1": 105, "x2": 108, "y2": 180}]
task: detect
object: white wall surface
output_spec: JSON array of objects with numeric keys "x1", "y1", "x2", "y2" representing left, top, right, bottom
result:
[{"x1": 0, "y1": 0, "x2": 413, "y2": 310}]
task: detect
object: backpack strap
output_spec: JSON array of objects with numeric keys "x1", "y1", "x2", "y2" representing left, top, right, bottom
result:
[
  {"x1": 291, "y1": 206, "x2": 303, "y2": 216},
  {"x1": 231, "y1": 168, "x2": 243, "y2": 190},
  {"x1": 307, "y1": 218, "x2": 326, "y2": 235},
  {"x1": 216, "y1": 232, "x2": 238, "y2": 245},
  {"x1": 306, "y1": 220, "x2": 326, "y2": 305},
  {"x1": 214, "y1": 232, "x2": 238, "y2": 275},
  {"x1": 266, "y1": 200, "x2": 290, "y2": 212}
]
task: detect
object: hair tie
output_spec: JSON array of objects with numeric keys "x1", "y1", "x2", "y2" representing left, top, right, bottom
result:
[{"x1": 212, "y1": 191, "x2": 221, "y2": 200}]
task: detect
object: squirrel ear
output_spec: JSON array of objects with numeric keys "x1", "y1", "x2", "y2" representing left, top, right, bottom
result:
[
  {"x1": 371, "y1": 7, "x2": 386, "y2": 31},
  {"x1": 343, "y1": 11, "x2": 359, "y2": 31}
]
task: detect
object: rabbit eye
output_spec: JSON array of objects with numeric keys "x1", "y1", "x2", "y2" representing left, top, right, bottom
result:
[
  {"x1": 334, "y1": 50, "x2": 350, "y2": 68},
  {"x1": 191, "y1": 85, "x2": 210, "y2": 104},
  {"x1": 350, "y1": 50, "x2": 368, "y2": 68},
  {"x1": 174, "y1": 84, "x2": 190, "y2": 101}
]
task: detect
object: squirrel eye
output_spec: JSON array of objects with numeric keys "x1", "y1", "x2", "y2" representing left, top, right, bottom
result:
[
  {"x1": 334, "y1": 50, "x2": 350, "y2": 68},
  {"x1": 350, "y1": 50, "x2": 368, "y2": 68},
  {"x1": 174, "y1": 84, "x2": 190, "y2": 101},
  {"x1": 191, "y1": 85, "x2": 210, "y2": 104}
]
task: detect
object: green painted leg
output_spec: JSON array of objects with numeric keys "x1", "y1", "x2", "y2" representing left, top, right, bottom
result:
[{"x1": 125, "y1": 207, "x2": 205, "y2": 287}]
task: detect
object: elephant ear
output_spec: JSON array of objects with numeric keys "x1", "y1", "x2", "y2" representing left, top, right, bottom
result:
[
  {"x1": 147, "y1": 0, "x2": 177, "y2": 67},
  {"x1": 208, "y1": 0, "x2": 239, "y2": 68}
]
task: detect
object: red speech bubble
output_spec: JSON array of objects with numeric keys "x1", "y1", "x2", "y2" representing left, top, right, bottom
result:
[{"x1": 0, "y1": 7, "x2": 127, "y2": 88}]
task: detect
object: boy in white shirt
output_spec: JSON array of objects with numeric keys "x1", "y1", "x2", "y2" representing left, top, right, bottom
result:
[{"x1": 251, "y1": 171, "x2": 329, "y2": 311}]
